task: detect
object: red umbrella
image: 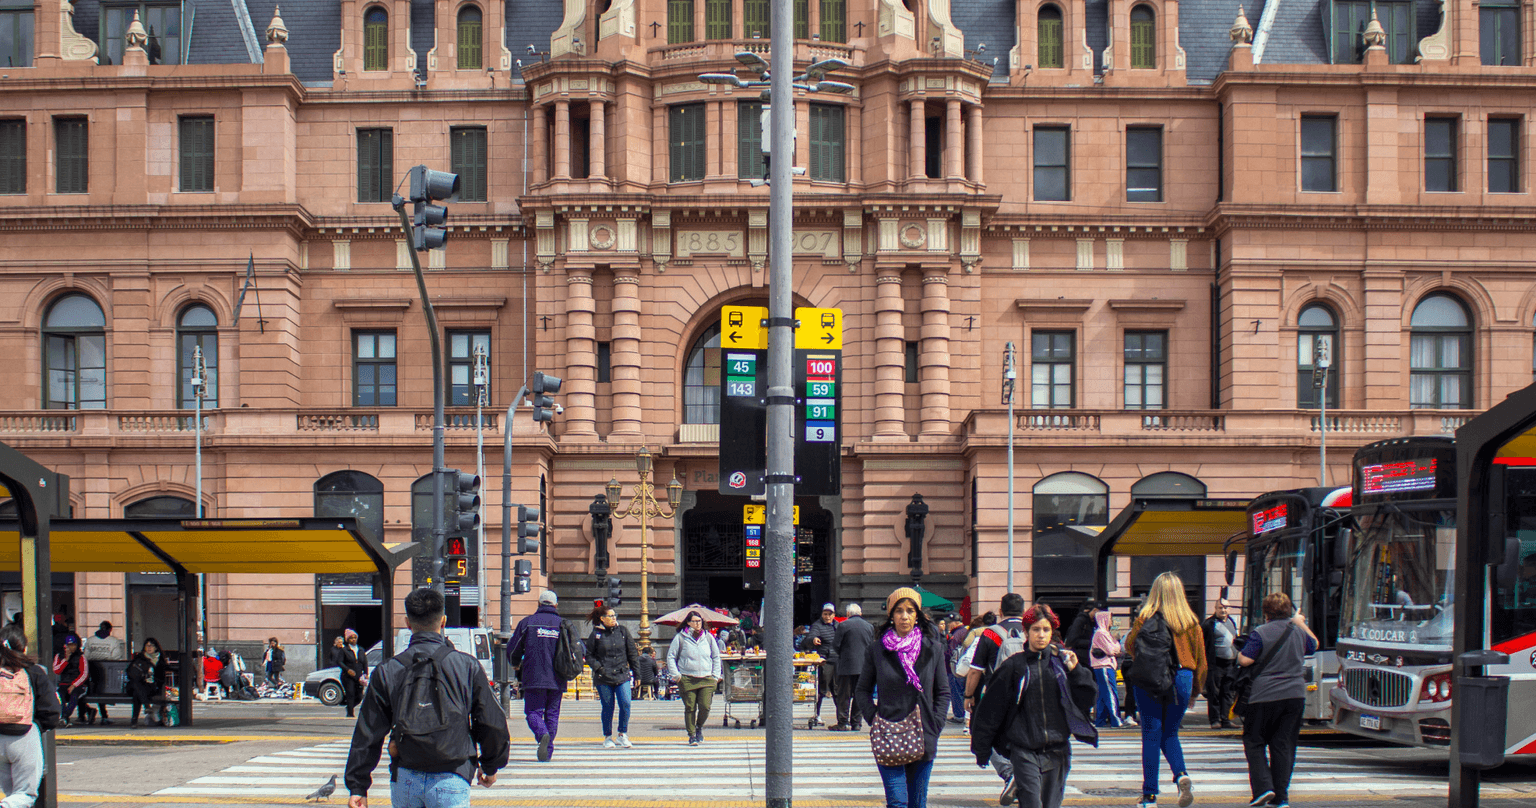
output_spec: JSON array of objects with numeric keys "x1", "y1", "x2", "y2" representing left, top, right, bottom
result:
[{"x1": 653, "y1": 604, "x2": 739, "y2": 629}]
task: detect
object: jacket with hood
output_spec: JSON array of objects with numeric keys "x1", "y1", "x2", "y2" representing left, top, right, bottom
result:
[
  {"x1": 969, "y1": 645, "x2": 1098, "y2": 767},
  {"x1": 586, "y1": 623, "x2": 639, "y2": 686},
  {"x1": 855, "y1": 629, "x2": 950, "y2": 761},
  {"x1": 1063, "y1": 611, "x2": 1096, "y2": 666},
  {"x1": 507, "y1": 603, "x2": 568, "y2": 692},
  {"x1": 0, "y1": 663, "x2": 62, "y2": 736},
  {"x1": 53, "y1": 649, "x2": 88, "y2": 692},
  {"x1": 264, "y1": 646, "x2": 286, "y2": 672},
  {"x1": 667, "y1": 628, "x2": 722, "y2": 679},
  {"x1": 806, "y1": 618, "x2": 839, "y2": 662},
  {"x1": 1089, "y1": 611, "x2": 1121, "y2": 670}
]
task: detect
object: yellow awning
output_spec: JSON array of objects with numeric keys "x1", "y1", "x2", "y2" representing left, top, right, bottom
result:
[{"x1": 1093, "y1": 498, "x2": 1251, "y2": 559}]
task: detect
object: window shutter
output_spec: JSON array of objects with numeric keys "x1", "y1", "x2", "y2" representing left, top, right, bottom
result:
[
  {"x1": 1039, "y1": 18, "x2": 1062, "y2": 68},
  {"x1": 0, "y1": 120, "x2": 24, "y2": 195},
  {"x1": 470, "y1": 128, "x2": 487, "y2": 200},
  {"x1": 380, "y1": 129, "x2": 392, "y2": 201},
  {"x1": 830, "y1": 105, "x2": 844, "y2": 182},
  {"x1": 794, "y1": 0, "x2": 808, "y2": 38},
  {"x1": 820, "y1": 0, "x2": 845, "y2": 42},
  {"x1": 706, "y1": 0, "x2": 731, "y2": 39},
  {"x1": 689, "y1": 105, "x2": 706, "y2": 181},
  {"x1": 57, "y1": 119, "x2": 86, "y2": 194},
  {"x1": 744, "y1": 0, "x2": 770, "y2": 38},
  {"x1": 458, "y1": 18, "x2": 482, "y2": 69},
  {"x1": 365, "y1": 19, "x2": 389, "y2": 70},
  {"x1": 669, "y1": 0, "x2": 693, "y2": 43},
  {"x1": 1131, "y1": 19, "x2": 1155, "y2": 68},
  {"x1": 738, "y1": 102, "x2": 762, "y2": 178},
  {"x1": 670, "y1": 106, "x2": 686, "y2": 181}
]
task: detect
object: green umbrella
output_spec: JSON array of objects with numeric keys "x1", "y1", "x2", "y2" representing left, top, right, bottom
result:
[{"x1": 915, "y1": 586, "x2": 953, "y2": 611}]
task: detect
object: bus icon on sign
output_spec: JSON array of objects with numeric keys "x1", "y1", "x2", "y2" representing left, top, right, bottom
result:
[
  {"x1": 821, "y1": 312, "x2": 835, "y2": 329},
  {"x1": 729, "y1": 311, "x2": 744, "y2": 327}
]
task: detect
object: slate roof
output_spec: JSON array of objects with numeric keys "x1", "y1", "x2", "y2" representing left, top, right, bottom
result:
[
  {"x1": 1253, "y1": 0, "x2": 1329, "y2": 69},
  {"x1": 186, "y1": 0, "x2": 259, "y2": 65},
  {"x1": 411, "y1": 0, "x2": 433, "y2": 73},
  {"x1": 1085, "y1": 0, "x2": 1107, "y2": 73},
  {"x1": 953, "y1": 0, "x2": 1016, "y2": 80},
  {"x1": 506, "y1": 0, "x2": 563, "y2": 81},
  {"x1": 245, "y1": 0, "x2": 340, "y2": 86}
]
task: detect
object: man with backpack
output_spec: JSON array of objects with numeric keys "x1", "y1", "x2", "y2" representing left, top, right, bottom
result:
[
  {"x1": 345, "y1": 588, "x2": 509, "y2": 808},
  {"x1": 507, "y1": 590, "x2": 574, "y2": 762},
  {"x1": 962, "y1": 593, "x2": 1030, "y2": 805}
]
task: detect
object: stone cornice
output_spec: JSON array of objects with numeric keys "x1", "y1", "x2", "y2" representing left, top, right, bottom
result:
[
  {"x1": 1213, "y1": 68, "x2": 1536, "y2": 95},
  {"x1": 0, "y1": 204, "x2": 314, "y2": 234},
  {"x1": 0, "y1": 73, "x2": 307, "y2": 100},
  {"x1": 1209, "y1": 204, "x2": 1536, "y2": 234}
]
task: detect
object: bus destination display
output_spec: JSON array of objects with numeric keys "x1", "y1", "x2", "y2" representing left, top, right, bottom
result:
[
  {"x1": 1250, "y1": 503, "x2": 1288, "y2": 534},
  {"x1": 1360, "y1": 458, "x2": 1438, "y2": 496}
]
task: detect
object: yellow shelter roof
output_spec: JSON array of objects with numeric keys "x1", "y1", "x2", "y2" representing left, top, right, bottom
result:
[{"x1": 1092, "y1": 498, "x2": 1252, "y2": 559}]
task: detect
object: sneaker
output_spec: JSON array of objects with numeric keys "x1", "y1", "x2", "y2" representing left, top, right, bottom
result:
[
  {"x1": 1249, "y1": 791, "x2": 1275, "y2": 807},
  {"x1": 1272, "y1": 803, "x2": 1288, "y2": 808},
  {"x1": 1175, "y1": 774, "x2": 1194, "y2": 807},
  {"x1": 1124, "y1": 716, "x2": 1139, "y2": 727},
  {"x1": 100, "y1": 718, "x2": 114, "y2": 726},
  {"x1": 998, "y1": 775, "x2": 1016, "y2": 806},
  {"x1": 695, "y1": 727, "x2": 704, "y2": 744},
  {"x1": 536, "y1": 733, "x2": 553, "y2": 762},
  {"x1": 688, "y1": 732, "x2": 699, "y2": 747},
  {"x1": 1137, "y1": 796, "x2": 1157, "y2": 808},
  {"x1": 617, "y1": 733, "x2": 632, "y2": 748},
  {"x1": 603, "y1": 736, "x2": 617, "y2": 749},
  {"x1": 1210, "y1": 722, "x2": 1221, "y2": 730}
]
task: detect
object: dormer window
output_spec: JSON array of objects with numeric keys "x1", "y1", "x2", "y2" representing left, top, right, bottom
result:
[
  {"x1": 457, "y1": 5, "x2": 482, "y2": 69},
  {"x1": 1329, "y1": 0, "x2": 1414, "y2": 64},
  {"x1": 1038, "y1": 4, "x2": 1063, "y2": 68},
  {"x1": 0, "y1": 0, "x2": 33, "y2": 68},
  {"x1": 1130, "y1": 5, "x2": 1155, "y2": 68},
  {"x1": 100, "y1": 2, "x2": 182, "y2": 66},
  {"x1": 364, "y1": 6, "x2": 389, "y2": 71}
]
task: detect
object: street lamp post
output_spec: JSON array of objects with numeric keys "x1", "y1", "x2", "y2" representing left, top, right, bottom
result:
[
  {"x1": 605, "y1": 448, "x2": 682, "y2": 653},
  {"x1": 1002, "y1": 341, "x2": 1016, "y2": 592},
  {"x1": 1314, "y1": 338, "x2": 1332, "y2": 485},
  {"x1": 473, "y1": 344, "x2": 488, "y2": 617},
  {"x1": 191, "y1": 344, "x2": 208, "y2": 644}
]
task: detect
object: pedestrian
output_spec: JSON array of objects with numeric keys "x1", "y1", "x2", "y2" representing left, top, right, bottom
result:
[
  {"x1": 945, "y1": 614, "x2": 970, "y2": 725},
  {"x1": 1089, "y1": 609, "x2": 1123, "y2": 727},
  {"x1": 807, "y1": 603, "x2": 838, "y2": 725},
  {"x1": 1203, "y1": 598, "x2": 1241, "y2": 729},
  {"x1": 634, "y1": 647, "x2": 658, "y2": 700},
  {"x1": 338, "y1": 630, "x2": 367, "y2": 718},
  {"x1": 830, "y1": 602, "x2": 874, "y2": 731},
  {"x1": 84, "y1": 621, "x2": 124, "y2": 661},
  {"x1": 52, "y1": 635, "x2": 91, "y2": 727},
  {"x1": 125, "y1": 637, "x2": 169, "y2": 727},
  {"x1": 0, "y1": 624, "x2": 62, "y2": 808},
  {"x1": 584, "y1": 603, "x2": 639, "y2": 749},
  {"x1": 343, "y1": 587, "x2": 509, "y2": 808},
  {"x1": 1238, "y1": 592, "x2": 1318, "y2": 808},
  {"x1": 1062, "y1": 600, "x2": 1098, "y2": 674},
  {"x1": 970, "y1": 603, "x2": 1098, "y2": 808},
  {"x1": 1124, "y1": 572, "x2": 1206, "y2": 808},
  {"x1": 263, "y1": 637, "x2": 287, "y2": 688},
  {"x1": 855, "y1": 587, "x2": 948, "y2": 808},
  {"x1": 1119, "y1": 618, "x2": 1140, "y2": 727},
  {"x1": 666, "y1": 610, "x2": 722, "y2": 746},
  {"x1": 202, "y1": 648, "x2": 224, "y2": 693},
  {"x1": 963, "y1": 593, "x2": 1030, "y2": 801},
  {"x1": 509, "y1": 590, "x2": 570, "y2": 761}
]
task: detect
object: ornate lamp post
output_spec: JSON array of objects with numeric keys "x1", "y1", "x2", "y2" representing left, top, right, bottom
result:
[{"x1": 605, "y1": 447, "x2": 683, "y2": 652}]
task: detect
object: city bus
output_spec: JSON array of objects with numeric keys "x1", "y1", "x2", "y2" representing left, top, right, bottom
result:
[{"x1": 1242, "y1": 485, "x2": 1351, "y2": 721}]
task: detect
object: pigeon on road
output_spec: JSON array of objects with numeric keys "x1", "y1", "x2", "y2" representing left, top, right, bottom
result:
[{"x1": 305, "y1": 774, "x2": 337, "y2": 802}]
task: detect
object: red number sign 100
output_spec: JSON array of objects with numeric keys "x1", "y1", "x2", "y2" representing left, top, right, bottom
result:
[{"x1": 806, "y1": 359, "x2": 837, "y2": 377}]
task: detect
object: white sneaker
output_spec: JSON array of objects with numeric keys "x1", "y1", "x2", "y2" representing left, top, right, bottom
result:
[
  {"x1": 617, "y1": 733, "x2": 633, "y2": 748},
  {"x1": 603, "y1": 736, "x2": 617, "y2": 749}
]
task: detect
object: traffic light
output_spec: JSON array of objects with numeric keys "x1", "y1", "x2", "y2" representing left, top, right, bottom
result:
[
  {"x1": 453, "y1": 471, "x2": 481, "y2": 533},
  {"x1": 513, "y1": 559, "x2": 532, "y2": 594},
  {"x1": 605, "y1": 576, "x2": 622, "y2": 609},
  {"x1": 531, "y1": 371, "x2": 563, "y2": 422},
  {"x1": 444, "y1": 535, "x2": 468, "y2": 582},
  {"x1": 408, "y1": 165, "x2": 459, "y2": 251},
  {"x1": 517, "y1": 504, "x2": 540, "y2": 555},
  {"x1": 589, "y1": 494, "x2": 612, "y2": 571}
]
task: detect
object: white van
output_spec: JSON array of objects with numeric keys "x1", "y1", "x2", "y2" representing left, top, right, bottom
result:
[{"x1": 302, "y1": 627, "x2": 498, "y2": 705}]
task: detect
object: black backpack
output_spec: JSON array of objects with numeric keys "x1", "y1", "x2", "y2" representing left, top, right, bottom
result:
[
  {"x1": 552, "y1": 620, "x2": 585, "y2": 682},
  {"x1": 389, "y1": 645, "x2": 476, "y2": 772},
  {"x1": 1125, "y1": 613, "x2": 1178, "y2": 704}
]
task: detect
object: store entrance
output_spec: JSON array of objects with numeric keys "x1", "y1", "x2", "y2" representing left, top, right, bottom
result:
[{"x1": 682, "y1": 491, "x2": 833, "y2": 625}]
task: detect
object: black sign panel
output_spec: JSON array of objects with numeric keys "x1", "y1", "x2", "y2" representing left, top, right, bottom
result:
[
  {"x1": 794, "y1": 349, "x2": 841, "y2": 495},
  {"x1": 719, "y1": 347, "x2": 767, "y2": 495},
  {"x1": 743, "y1": 523, "x2": 763, "y2": 589}
]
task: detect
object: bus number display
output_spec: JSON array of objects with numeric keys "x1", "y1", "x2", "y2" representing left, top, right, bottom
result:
[
  {"x1": 1251, "y1": 503, "x2": 1288, "y2": 534},
  {"x1": 806, "y1": 423, "x2": 836, "y2": 442},
  {"x1": 1361, "y1": 458, "x2": 1438, "y2": 495}
]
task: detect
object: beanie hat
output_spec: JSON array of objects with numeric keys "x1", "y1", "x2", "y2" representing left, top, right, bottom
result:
[
  {"x1": 538, "y1": 590, "x2": 559, "y2": 606},
  {"x1": 885, "y1": 587, "x2": 922, "y2": 614}
]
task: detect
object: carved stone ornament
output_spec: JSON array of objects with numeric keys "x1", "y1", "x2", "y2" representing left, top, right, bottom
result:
[
  {"x1": 125, "y1": 10, "x2": 148, "y2": 49},
  {"x1": 267, "y1": 5, "x2": 289, "y2": 45},
  {"x1": 60, "y1": 1, "x2": 99, "y2": 62},
  {"x1": 589, "y1": 224, "x2": 616, "y2": 250},
  {"x1": 1362, "y1": 9, "x2": 1388, "y2": 48},
  {"x1": 899, "y1": 223, "x2": 927, "y2": 249},
  {"x1": 1230, "y1": 5, "x2": 1253, "y2": 45}
]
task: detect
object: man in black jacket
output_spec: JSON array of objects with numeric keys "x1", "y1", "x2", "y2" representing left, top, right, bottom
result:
[
  {"x1": 1062, "y1": 599, "x2": 1099, "y2": 673},
  {"x1": 1202, "y1": 597, "x2": 1241, "y2": 729},
  {"x1": 806, "y1": 603, "x2": 839, "y2": 725},
  {"x1": 828, "y1": 602, "x2": 873, "y2": 731},
  {"x1": 345, "y1": 588, "x2": 509, "y2": 808},
  {"x1": 338, "y1": 630, "x2": 368, "y2": 718}
]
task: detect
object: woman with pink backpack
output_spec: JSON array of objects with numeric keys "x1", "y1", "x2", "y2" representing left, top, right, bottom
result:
[{"x1": 0, "y1": 623, "x2": 63, "y2": 808}]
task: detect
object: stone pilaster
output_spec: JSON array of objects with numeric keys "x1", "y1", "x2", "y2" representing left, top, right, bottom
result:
[
  {"x1": 563, "y1": 270, "x2": 598, "y2": 438},
  {"x1": 919, "y1": 268, "x2": 952, "y2": 435},
  {"x1": 588, "y1": 100, "x2": 606, "y2": 180},
  {"x1": 610, "y1": 273, "x2": 643, "y2": 438},
  {"x1": 873, "y1": 274, "x2": 907, "y2": 439}
]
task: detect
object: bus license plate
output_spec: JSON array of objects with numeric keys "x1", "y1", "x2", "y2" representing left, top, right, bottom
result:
[{"x1": 1359, "y1": 714, "x2": 1382, "y2": 731}]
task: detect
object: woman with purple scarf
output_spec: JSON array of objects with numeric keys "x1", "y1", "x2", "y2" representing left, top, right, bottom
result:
[{"x1": 855, "y1": 587, "x2": 950, "y2": 808}]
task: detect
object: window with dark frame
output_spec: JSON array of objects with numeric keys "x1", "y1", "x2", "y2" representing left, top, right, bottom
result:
[
  {"x1": 1424, "y1": 117, "x2": 1458, "y2": 193},
  {"x1": 669, "y1": 103, "x2": 706, "y2": 182},
  {"x1": 925, "y1": 113, "x2": 942, "y2": 179},
  {"x1": 55, "y1": 117, "x2": 87, "y2": 194},
  {"x1": 178, "y1": 116, "x2": 214, "y2": 193},
  {"x1": 100, "y1": 2, "x2": 182, "y2": 66},
  {"x1": 1481, "y1": 0, "x2": 1520, "y2": 66},
  {"x1": 0, "y1": 119, "x2": 24, "y2": 195},
  {"x1": 364, "y1": 5, "x2": 389, "y2": 70},
  {"x1": 457, "y1": 5, "x2": 482, "y2": 69},
  {"x1": 1123, "y1": 331, "x2": 1166, "y2": 410},
  {"x1": 738, "y1": 101, "x2": 765, "y2": 179},
  {"x1": 357, "y1": 127, "x2": 393, "y2": 203},
  {"x1": 1488, "y1": 118, "x2": 1519, "y2": 193},
  {"x1": 42, "y1": 294, "x2": 106, "y2": 410},
  {"x1": 451, "y1": 126, "x2": 488, "y2": 201},
  {"x1": 1038, "y1": 5, "x2": 1063, "y2": 68},
  {"x1": 1409, "y1": 294, "x2": 1472, "y2": 410},
  {"x1": 1126, "y1": 126, "x2": 1162, "y2": 202},
  {"x1": 683, "y1": 324, "x2": 722, "y2": 424},
  {"x1": 1130, "y1": 5, "x2": 1155, "y2": 68},
  {"x1": 1031, "y1": 331, "x2": 1075, "y2": 409},
  {"x1": 809, "y1": 103, "x2": 845, "y2": 182},
  {"x1": 447, "y1": 330, "x2": 490, "y2": 406},
  {"x1": 1033, "y1": 126, "x2": 1070, "y2": 201},
  {"x1": 1331, "y1": 0, "x2": 1412, "y2": 63},
  {"x1": 1300, "y1": 115, "x2": 1336, "y2": 192},
  {"x1": 0, "y1": 1, "x2": 33, "y2": 68},
  {"x1": 904, "y1": 340, "x2": 919, "y2": 383},
  {"x1": 177, "y1": 304, "x2": 218, "y2": 409},
  {"x1": 1297, "y1": 305, "x2": 1340, "y2": 409},
  {"x1": 353, "y1": 331, "x2": 398, "y2": 407},
  {"x1": 597, "y1": 341, "x2": 612, "y2": 384}
]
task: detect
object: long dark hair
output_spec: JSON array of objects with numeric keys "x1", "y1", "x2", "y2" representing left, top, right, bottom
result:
[
  {"x1": 877, "y1": 596, "x2": 936, "y2": 638},
  {"x1": 0, "y1": 625, "x2": 33, "y2": 671},
  {"x1": 587, "y1": 603, "x2": 614, "y2": 624},
  {"x1": 140, "y1": 637, "x2": 162, "y2": 657},
  {"x1": 680, "y1": 611, "x2": 705, "y2": 636}
]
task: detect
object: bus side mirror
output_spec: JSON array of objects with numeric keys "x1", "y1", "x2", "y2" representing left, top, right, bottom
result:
[{"x1": 1333, "y1": 528, "x2": 1351, "y2": 569}]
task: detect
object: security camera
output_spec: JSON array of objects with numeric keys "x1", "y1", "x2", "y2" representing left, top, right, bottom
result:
[{"x1": 527, "y1": 44, "x2": 537, "y2": 53}]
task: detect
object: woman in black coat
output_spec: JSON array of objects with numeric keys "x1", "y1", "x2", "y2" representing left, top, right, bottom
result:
[
  {"x1": 125, "y1": 637, "x2": 169, "y2": 727},
  {"x1": 585, "y1": 603, "x2": 640, "y2": 747},
  {"x1": 856, "y1": 587, "x2": 950, "y2": 808}
]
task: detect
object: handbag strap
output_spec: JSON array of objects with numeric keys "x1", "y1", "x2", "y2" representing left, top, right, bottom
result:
[{"x1": 1248, "y1": 622, "x2": 1297, "y2": 680}]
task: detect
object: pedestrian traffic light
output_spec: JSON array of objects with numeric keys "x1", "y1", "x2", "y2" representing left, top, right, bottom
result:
[
  {"x1": 513, "y1": 559, "x2": 532, "y2": 594},
  {"x1": 444, "y1": 535, "x2": 468, "y2": 582},
  {"x1": 605, "y1": 576, "x2": 622, "y2": 609},
  {"x1": 408, "y1": 165, "x2": 459, "y2": 251},
  {"x1": 589, "y1": 493, "x2": 612, "y2": 571},
  {"x1": 517, "y1": 504, "x2": 540, "y2": 555},
  {"x1": 531, "y1": 371, "x2": 563, "y2": 422},
  {"x1": 453, "y1": 471, "x2": 481, "y2": 533}
]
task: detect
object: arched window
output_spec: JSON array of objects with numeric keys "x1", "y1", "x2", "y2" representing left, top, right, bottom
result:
[
  {"x1": 314, "y1": 471, "x2": 385, "y2": 542},
  {"x1": 820, "y1": 0, "x2": 846, "y2": 42},
  {"x1": 178, "y1": 304, "x2": 218, "y2": 409},
  {"x1": 1038, "y1": 4, "x2": 1064, "y2": 68},
  {"x1": 1032, "y1": 472, "x2": 1109, "y2": 596},
  {"x1": 1130, "y1": 472, "x2": 1206, "y2": 498},
  {"x1": 1297, "y1": 304, "x2": 1339, "y2": 409},
  {"x1": 683, "y1": 323, "x2": 721, "y2": 424},
  {"x1": 668, "y1": 0, "x2": 694, "y2": 43},
  {"x1": 125, "y1": 496, "x2": 196, "y2": 519},
  {"x1": 457, "y1": 5, "x2": 482, "y2": 69},
  {"x1": 1410, "y1": 294, "x2": 1472, "y2": 409},
  {"x1": 364, "y1": 6, "x2": 389, "y2": 71},
  {"x1": 1130, "y1": 4, "x2": 1155, "y2": 68},
  {"x1": 43, "y1": 294, "x2": 106, "y2": 410}
]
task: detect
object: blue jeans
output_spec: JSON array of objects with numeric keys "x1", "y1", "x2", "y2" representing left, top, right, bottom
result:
[
  {"x1": 597, "y1": 680, "x2": 632, "y2": 736},
  {"x1": 876, "y1": 758, "x2": 934, "y2": 808},
  {"x1": 389, "y1": 767, "x2": 471, "y2": 808},
  {"x1": 947, "y1": 673, "x2": 967, "y2": 720},
  {"x1": 1132, "y1": 668, "x2": 1193, "y2": 797},
  {"x1": 1093, "y1": 667, "x2": 1122, "y2": 727}
]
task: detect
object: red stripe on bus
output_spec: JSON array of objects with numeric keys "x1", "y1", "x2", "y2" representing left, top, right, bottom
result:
[
  {"x1": 1518, "y1": 738, "x2": 1536, "y2": 755},
  {"x1": 1492, "y1": 631, "x2": 1536, "y2": 654}
]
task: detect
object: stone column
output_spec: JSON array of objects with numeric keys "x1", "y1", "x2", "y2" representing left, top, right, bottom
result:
[
  {"x1": 564, "y1": 270, "x2": 599, "y2": 438},
  {"x1": 909, "y1": 100, "x2": 926, "y2": 180},
  {"x1": 554, "y1": 99, "x2": 572, "y2": 179},
  {"x1": 848, "y1": 103, "x2": 863, "y2": 185},
  {"x1": 945, "y1": 98, "x2": 963, "y2": 180},
  {"x1": 532, "y1": 104, "x2": 548, "y2": 185},
  {"x1": 965, "y1": 103, "x2": 984, "y2": 184},
  {"x1": 873, "y1": 273, "x2": 906, "y2": 438},
  {"x1": 588, "y1": 99, "x2": 606, "y2": 180},
  {"x1": 919, "y1": 268, "x2": 952, "y2": 435},
  {"x1": 610, "y1": 273, "x2": 644, "y2": 438}
]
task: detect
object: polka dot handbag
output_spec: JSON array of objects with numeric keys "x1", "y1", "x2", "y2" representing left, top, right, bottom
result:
[{"x1": 869, "y1": 707, "x2": 925, "y2": 767}]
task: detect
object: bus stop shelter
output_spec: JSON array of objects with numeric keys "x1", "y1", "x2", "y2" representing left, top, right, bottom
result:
[{"x1": 1089, "y1": 496, "x2": 1252, "y2": 605}]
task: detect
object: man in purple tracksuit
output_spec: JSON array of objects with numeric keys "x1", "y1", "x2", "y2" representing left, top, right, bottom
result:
[{"x1": 508, "y1": 589, "x2": 568, "y2": 762}]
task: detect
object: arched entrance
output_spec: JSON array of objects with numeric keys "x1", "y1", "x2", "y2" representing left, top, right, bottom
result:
[{"x1": 681, "y1": 490, "x2": 833, "y2": 625}]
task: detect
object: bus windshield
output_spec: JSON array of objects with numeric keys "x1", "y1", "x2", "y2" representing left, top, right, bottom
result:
[
  {"x1": 1339, "y1": 506, "x2": 1455, "y2": 649},
  {"x1": 1249, "y1": 534, "x2": 1307, "y2": 623}
]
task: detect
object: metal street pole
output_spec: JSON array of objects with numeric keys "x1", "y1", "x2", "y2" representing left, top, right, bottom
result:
[
  {"x1": 192, "y1": 345, "x2": 207, "y2": 644},
  {"x1": 396, "y1": 205, "x2": 448, "y2": 594},
  {"x1": 1315, "y1": 339, "x2": 1330, "y2": 486},
  {"x1": 499, "y1": 383, "x2": 529, "y2": 706},
  {"x1": 764, "y1": 0, "x2": 795, "y2": 801},
  {"x1": 1003, "y1": 342, "x2": 1015, "y2": 593},
  {"x1": 474, "y1": 345, "x2": 488, "y2": 618}
]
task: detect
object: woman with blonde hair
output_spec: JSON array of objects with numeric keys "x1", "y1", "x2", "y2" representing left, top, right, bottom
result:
[{"x1": 1124, "y1": 572, "x2": 1207, "y2": 808}]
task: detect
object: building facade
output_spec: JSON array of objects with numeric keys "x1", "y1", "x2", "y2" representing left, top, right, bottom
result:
[{"x1": 0, "y1": 0, "x2": 1532, "y2": 670}]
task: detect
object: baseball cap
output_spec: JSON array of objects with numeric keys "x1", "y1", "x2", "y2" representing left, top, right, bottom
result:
[
  {"x1": 538, "y1": 590, "x2": 559, "y2": 606},
  {"x1": 821, "y1": 602, "x2": 835, "y2": 612}
]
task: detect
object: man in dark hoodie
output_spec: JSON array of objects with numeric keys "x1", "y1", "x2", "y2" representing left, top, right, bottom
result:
[
  {"x1": 970, "y1": 603, "x2": 1098, "y2": 808},
  {"x1": 507, "y1": 589, "x2": 568, "y2": 762}
]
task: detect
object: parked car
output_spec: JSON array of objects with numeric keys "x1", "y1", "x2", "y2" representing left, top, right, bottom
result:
[{"x1": 302, "y1": 627, "x2": 497, "y2": 705}]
